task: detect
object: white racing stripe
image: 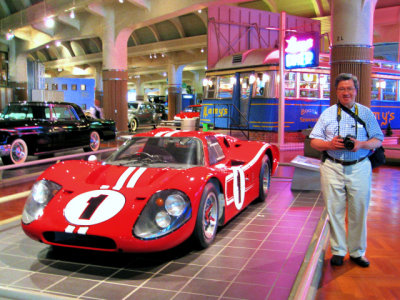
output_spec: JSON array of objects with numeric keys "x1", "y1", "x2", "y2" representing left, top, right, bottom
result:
[
  {"x1": 126, "y1": 167, "x2": 147, "y2": 188},
  {"x1": 112, "y1": 167, "x2": 136, "y2": 190}
]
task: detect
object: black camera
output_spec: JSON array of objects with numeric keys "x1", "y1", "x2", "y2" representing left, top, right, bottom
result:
[{"x1": 341, "y1": 135, "x2": 356, "y2": 150}]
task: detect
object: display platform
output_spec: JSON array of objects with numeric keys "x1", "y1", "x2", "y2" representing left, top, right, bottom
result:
[
  {"x1": 0, "y1": 175, "x2": 324, "y2": 300},
  {"x1": 290, "y1": 155, "x2": 322, "y2": 191}
]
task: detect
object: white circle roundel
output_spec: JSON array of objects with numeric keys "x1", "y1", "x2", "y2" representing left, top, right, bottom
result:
[{"x1": 64, "y1": 190, "x2": 125, "y2": 226}]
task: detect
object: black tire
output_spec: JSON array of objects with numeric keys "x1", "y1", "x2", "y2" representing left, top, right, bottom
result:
[
  {"x1": 84, "y1": 131, "x2": 100, "y2": 152},
  {"x1": 1, "y1": 138, "x2": 28, "y2": 165},
  {"x1": 129, "y1": 118, "x2": 138, "y2": 132},
  {"x1": 258, "y1": 155, "x2": 271, "y2": 201},
  {"x1": 193, "y1": 182, "x2": 219, "y2": 249}
]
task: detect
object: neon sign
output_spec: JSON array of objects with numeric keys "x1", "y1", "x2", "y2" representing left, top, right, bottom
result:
[{"x1": 284, "y1": 32, "x2": 319, "y2": 69}]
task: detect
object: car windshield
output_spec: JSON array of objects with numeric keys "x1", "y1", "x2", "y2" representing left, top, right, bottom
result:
[
  {"x1": 105, "y1": 136, "x2": 204, "y2": 168},
  {"x1": 128, "y1": 103, "x2": 139, "y2": 110}
]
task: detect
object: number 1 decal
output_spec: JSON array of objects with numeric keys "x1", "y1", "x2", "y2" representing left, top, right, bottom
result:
[
  {"x1": 79, "y1": 194, "x2": 108, "y2": 220},
  {"x1": 64, "y1": 190, "x2": 125, "y2": 226}
]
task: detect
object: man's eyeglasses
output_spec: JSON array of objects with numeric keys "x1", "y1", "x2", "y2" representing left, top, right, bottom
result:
[{"x1": 337, "y1": 87, "x2": 355, "y2": 92}]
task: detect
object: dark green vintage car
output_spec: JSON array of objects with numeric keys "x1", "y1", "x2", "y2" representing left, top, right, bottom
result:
[{"x1": 0, "y1": 101, "x2": 116, "y2": 165}]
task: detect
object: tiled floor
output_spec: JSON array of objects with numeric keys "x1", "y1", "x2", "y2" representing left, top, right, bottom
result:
[{"x1": 0, "y1": 174, "x2": 324, "y2": 300}]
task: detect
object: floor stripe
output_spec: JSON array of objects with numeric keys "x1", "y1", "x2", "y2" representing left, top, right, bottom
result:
[
  {"x1": 0, "y1": 191, "x2": 30, "y2": 204},
  {"x1": 0, "y1": 215, "x2": 21, "y2": 226}
]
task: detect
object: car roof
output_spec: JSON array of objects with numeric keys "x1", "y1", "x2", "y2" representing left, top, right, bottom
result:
[
  {"x1": 133, "y1": 127, "x2": 233, "y2": 142},
  {"x1": 9, "y1": 101, "x2": 78, "y2": 107}
]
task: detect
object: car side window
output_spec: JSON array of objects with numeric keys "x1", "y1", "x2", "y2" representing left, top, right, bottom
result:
[
  {"x1": 53, "y1": 105, "x2": 78, "y2": 121},
  {"x1": 205, "y1": 136, "x2": 225, "y2": 165}
]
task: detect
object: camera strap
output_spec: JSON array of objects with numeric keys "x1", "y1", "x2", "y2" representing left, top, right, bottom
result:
[
  {"x1": 337, "y1": 103, "x2": 359, "y2": 138},
  {"x1": 337, "y1": 103, "x2": 370, "y2": 139}
]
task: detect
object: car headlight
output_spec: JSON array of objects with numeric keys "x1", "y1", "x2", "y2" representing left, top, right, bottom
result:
[
  {"x1": 22, "y1": 179, "x2": 62, "y2": 225},
  {"x1": 133, "y1": 190, "x2": 191, "y2": 240}
]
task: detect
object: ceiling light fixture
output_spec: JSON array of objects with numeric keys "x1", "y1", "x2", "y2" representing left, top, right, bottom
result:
[
  {"x1": 6, "y1": 30, "x2": 14, "y2": 40},
  {"x1": 201, "y1": 48, "x2": 204, "y2": 53},
  {"x1": 153, "y1": 53, "x2": 157, "y2": 59},
  {"x1": 119, "y1": 0, "x2": 124, "y2": 3},
  {"x1": 149, "y1": 54, "x2": 152, "y2": 59},
  {"x1": 45, "y1": 17, "x2": 55, "y2": 28},
  {"x1": 55, "y1": 41, "x2": 61, "y2": 47},
  {"x1": 70, "y1": 9, "x2": 75, "y2": 19}
]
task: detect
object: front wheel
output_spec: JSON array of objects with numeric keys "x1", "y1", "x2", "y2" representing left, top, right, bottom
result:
[
  {"x1": 1, "y1": 138, "x2": 28, "y2": 165},
  {"x1": 129, "y1": 118, "x2": 138, "y2": 132},
  {"x1": 258, "y1": 155, "x2": 271, "y2": 201},
  {"x1": 193, "y1": 182, "x2": 219, "y2": 249},
  {"x1": 84, "y1": 131, "x2": 100, "y2": 152}
]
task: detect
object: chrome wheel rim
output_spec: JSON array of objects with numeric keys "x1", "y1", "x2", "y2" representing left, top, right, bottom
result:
[
  {"x1": 203, "y1": 193, "x2": 218, "y2": 240},
  {"x1": 11, "y1": 141, "x2": 27, "y2": 163},
  {"x1": 90, "y1": 132, "x2": 100, "y2": 150},
  {"x1": 262, "y1": 163, "x2": 270, "y2": 195}
]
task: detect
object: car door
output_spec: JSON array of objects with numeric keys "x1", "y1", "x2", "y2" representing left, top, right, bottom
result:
[
  {"x1": 138, "y1": 103, "x2": 153, "y2": 125},
  {"x1": 51, "y1": 104, "x2": 86, "y2": 148},
  {"x1": 205, "y1": 136, "x2": 252, "y2": 219}
]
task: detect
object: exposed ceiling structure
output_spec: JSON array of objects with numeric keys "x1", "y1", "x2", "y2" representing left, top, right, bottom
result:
[{"x1": 0, "y1": 0, "x2": 399, "y2": 90}]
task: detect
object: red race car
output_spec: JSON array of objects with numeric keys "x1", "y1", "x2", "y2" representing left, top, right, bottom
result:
[{"x1": 22, "y1": 128, "x2": 279, "y2": 252}]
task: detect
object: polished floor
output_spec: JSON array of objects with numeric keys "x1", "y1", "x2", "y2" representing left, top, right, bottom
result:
[
  {"x1": 0, "y1": 171, "x2": 323, "y2": 299},
  {"x1": 0, "y1": 130, "x2": 399, "y2": 300}
]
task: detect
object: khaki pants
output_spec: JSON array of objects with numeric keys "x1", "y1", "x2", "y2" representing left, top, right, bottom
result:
[{"x1": 320, "y1": 158, "x2": 372, "y2": 257}]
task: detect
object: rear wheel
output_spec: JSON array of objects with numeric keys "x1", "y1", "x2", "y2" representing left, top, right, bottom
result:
[
  {"x1": 1, "y1": 138, "x2": 28, "y2": 165},
  {"x1": 84, "y1": 131, "x2": 100, "y2": 152},
  {"x1": 193, "y1": 182, "x2": 219, "y2": 249},
  {"x1": 258, "y1": 155, "x2": 271, "y2": 201}
]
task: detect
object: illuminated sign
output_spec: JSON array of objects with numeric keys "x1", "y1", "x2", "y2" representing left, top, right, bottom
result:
[{"x1": 284, "y1": 32, "x2": 320, "y2": 69}]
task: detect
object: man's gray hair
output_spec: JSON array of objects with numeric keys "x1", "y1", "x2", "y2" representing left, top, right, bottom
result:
[{"x1": 334, "y1": 73, "x2": 359, "y2": 91}]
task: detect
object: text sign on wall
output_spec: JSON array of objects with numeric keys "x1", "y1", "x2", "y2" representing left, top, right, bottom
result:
[{"x1": 284, "y1": 32, "x2": 320, "y2": 69}]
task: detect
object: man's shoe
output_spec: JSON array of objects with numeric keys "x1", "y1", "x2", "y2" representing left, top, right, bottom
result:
[
  {"x1": 330, "y1": 255, "x2": 344, "y2": 266},
  {"x1": 350, "y1": 256, "x2": 370, "y2": 267}
]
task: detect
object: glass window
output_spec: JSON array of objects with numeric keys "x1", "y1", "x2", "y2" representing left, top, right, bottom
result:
[
  {"x1": 206, "y1": 135, "x2": 225, "y2": 165},
  {"x1": 240, "y1": 73, "x2": 251, "y2": 100},
  {"x1": 285, "y1": 72, "x2": 296, "y2": 97},
  {"x1": 80, "y1": 84, "x2": 86, "y2": 91},
  {"x1": 62, "y1": 84, "x2": 68, "y2": 90},
  {"x1": 72, "y1": 84, "x2": 77, "y2": 91},
  {"x1": 52, "y1": 105, "x2": 78, "y2": 121},
  {"x1": 45, "y1": 83, "x2": 48, "y2": 90},
  {"x1": 217, "y1": 75, "x2": 234, "y2": 99},
  {"x1": 52, "y1": 84, "x2": 58, "y2": 90},
  {"x1": 320, "y1": 74, "x2": 330, "y2": 99},
  {"x1": 205, "y1": 77, "x2": 216, "y2": 98},
  {"x1": 299, "y1": 73, "x2": 318, "y2": 98},
  {"x1": 382, "y1": 79, "x2": 397, "y2": 101},
  {"x1": 371, "y1": 78, "x2": 380, "y2": 100}
]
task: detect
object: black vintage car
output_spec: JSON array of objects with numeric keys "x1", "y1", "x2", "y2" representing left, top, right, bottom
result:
[{"x1": 0, "y1": 101, "x2": 116, "y2": 165}]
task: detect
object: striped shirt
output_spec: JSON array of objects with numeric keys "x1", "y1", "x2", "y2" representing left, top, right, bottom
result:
[{"x1": 310, "y1": 103, "x2": 384, "y2": 161}]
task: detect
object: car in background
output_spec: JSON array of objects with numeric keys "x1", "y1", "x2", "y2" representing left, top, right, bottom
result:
[
  {"x1": 21, "y1": 127, "x2": 279, "y2": 252},
  {"x1": 0, "y1": 101, "x2": 116, "y2": 165},
  {"x1": 154, "y1": 103, "x2": 168, "y2": 120},
  {"x1": 174, "y1": 104, "x2": 201, "y2": 126},
  {"x1": 128, "y1": 101, "x2": 160, "y2": 131}
]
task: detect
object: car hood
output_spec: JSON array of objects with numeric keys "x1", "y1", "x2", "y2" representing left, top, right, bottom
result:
[{"x1": 39, "y1": 160, "x2": 209, "y2": 195}]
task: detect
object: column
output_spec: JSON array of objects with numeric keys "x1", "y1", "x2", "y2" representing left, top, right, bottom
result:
[
  {"x1": 8, "y1": 39, "x2": 28, "y2": 101},
  {"x1": 94, "y1": 62, "x2": 103, "y2": 104},
  {"x1": 167, "y1": 64, "x2": 184, "y2": 120},
  {"x1": 134, "y1": 76, "x2": 145, "y2": 101},
  {"x1": 330, "y1": 0, "x2": 378, "y2": 106},
  {"x1": 101, "y1": 5, "x2": 130, "y2": 132}
]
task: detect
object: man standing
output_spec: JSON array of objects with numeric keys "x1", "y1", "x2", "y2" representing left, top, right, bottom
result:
[{"x1": 309, "y1": 73, "x2": 383, "y2": 267}]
